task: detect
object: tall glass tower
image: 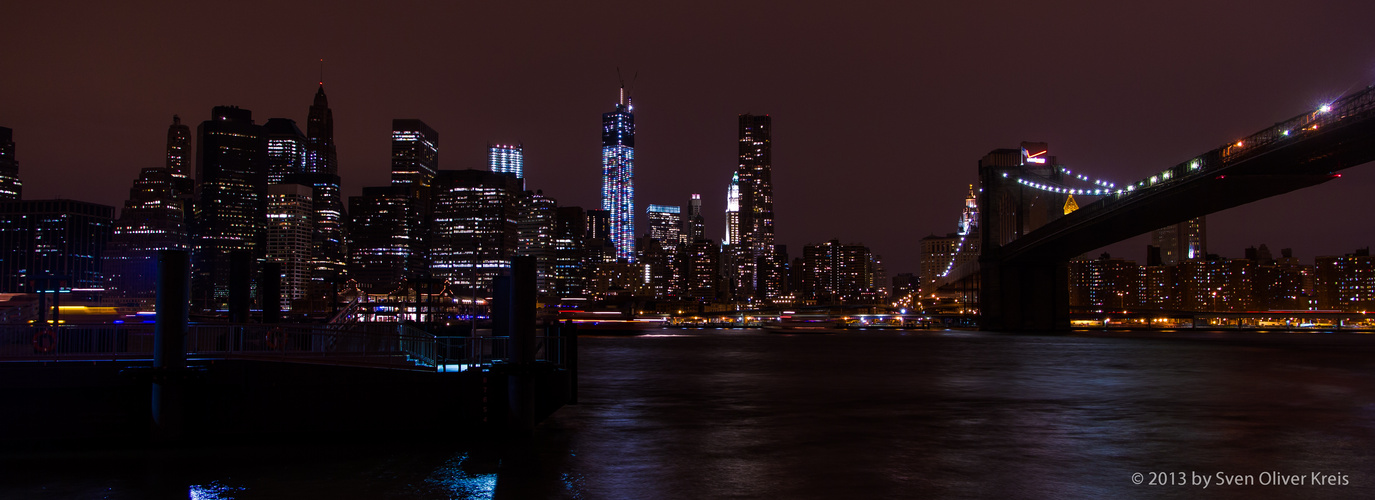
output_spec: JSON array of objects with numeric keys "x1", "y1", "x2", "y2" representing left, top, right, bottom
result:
[{"x1": 602, "y1": 88, "x2": 635, "y2": 262}]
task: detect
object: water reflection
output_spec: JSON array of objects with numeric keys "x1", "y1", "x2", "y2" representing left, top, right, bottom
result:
[{"x1": 5, "y1": 329, "x2": 1375, "y2": 499}]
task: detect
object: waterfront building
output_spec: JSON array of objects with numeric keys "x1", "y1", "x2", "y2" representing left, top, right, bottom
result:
[
  {"x1": 1314, "y1": 249, "x2": 1375, "y2": 311},
  {"x1": 0, "y1": 199, "x2": 113, "y2": 292},
  {"x1": 347, "y1": 186, "x2": 419, "y2": 293},
  {"x1": 517, "y1": 189, "x2": 557, "y2": 294},
  {"x1": 103, "y1": 168, "x2": 190, "y2": 298},
  {"x1": 429, "y1": 169, "x2": 523, "y2": 296},
  {"x1": 801, "y1": 239, "x2": 875, "y2": 304},
  {"x1": 1067, "y1": 254, "x2": 1144, "y2": 310},
  {"x1": 551, "y1": 206, "x2": 589, "y2": 298}
]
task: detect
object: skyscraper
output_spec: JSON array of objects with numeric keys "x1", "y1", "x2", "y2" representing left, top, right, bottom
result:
[
  {"x1": 193, "y1": 106, "x2": 268, "y2": 310},
  {"x1": 1152, "y1": 217, "x2": 1207, "y2": 266},
  {"x1": 686, "y1": 193, "x2": 704, "y2": 243},
  {"x1": 304, "y1": 84, "x2": 337, "y2": 176},
  {"x1": 724, "y1": 173, "x2": 740, "y2": 246},
  {"x1": 266, "y1": 184, "x2": 314, "y2": 310},
  {"x1": 646, "y1": 204, "x2": 683, "y2": 253},
  {"x1": 104, "y1": 168, "x2": 191, "y2": 298},
  {"x1": 518, "y1": 189, "x2": 557, "y2": 294},
  {"x1": 0, "y1": 127, "x2": 22, "y2": 200},
  {"x1": 429, "y1": 170, "x2": 523, "y2": 295},
  {"x1": 733, "y1": 114, "x2": 778, "y2": 299},
  {"x1": 300, "y1": 84, "x2": 346, "y2": 304},
  {"x1": 264, "y1": 118, "x2": 306, "y2": 184},
  {"x1": 347, "y1": 186, "x2": 419, "y2": 293},
  {"x1": 391, "y1": 119, "x2": 439, "y2": 189},
  {"x1": 490, "y1": 143, "x2": 524, "y2": 179},
  {"x1": 165, "y1": 116, "x2": 192, "y2": 180},
  {"x1": 601, "y1": 88, "x2": 635, "y2": 262}
]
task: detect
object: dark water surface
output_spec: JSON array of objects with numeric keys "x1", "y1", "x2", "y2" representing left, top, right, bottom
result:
[{"x1": 4, "y1": 329, "x2": 1375, "y2": 499}]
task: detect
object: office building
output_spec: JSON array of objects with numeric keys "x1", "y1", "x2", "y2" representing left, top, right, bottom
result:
[
  {"x1": 104, "y1": 168, "x2": 191, "y2": 298},
  {"x1": 801, "y1": 239, "x2": 874, "y2": 304},
  {"x1": 266, "y1": 184, "x2": 314, "y2": 310},
  {"x1": 347, "y1": 186, "x2": 419, "y2": 294},
  {"x1": 601, "y1": 88, "x2": 635, "y2": 262},
  {"x1": 646, "y1": 204, "x2": 683, "y2": 253},
  {"x1": 490, "y1": 143, "x2": 524, "y2": 179},
  {"x1": 264, "y1": 118, "x2": 306, "y2": 185},
  {"x1": 0, "y1": 199, "x2": 113, "y2": 292},
  {"x1": 686, "y1": 193, "x2": 704, "y2": 243},
  {"x1": 429, "y1": 170, "x2": 523, "y2": 296},
  {"x1": 192, "y1": 106, "x2": 267, "y2": 310}
]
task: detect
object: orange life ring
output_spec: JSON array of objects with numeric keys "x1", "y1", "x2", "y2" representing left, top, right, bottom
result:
[
  {"x1": 265, "y1": 327, "x2": 286, "y2": 350},
  {"x1": 31, "y1": 329, "x2": 56, "y2": 353}
]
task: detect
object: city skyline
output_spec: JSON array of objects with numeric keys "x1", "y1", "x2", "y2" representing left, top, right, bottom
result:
[{"x1": 7, "y1": 3, "x2": 1375, "y2": 274}]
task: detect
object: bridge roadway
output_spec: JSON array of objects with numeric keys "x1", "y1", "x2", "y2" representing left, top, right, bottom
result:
[{"x1": 979, "y1": 84, "x2": 1375, "y2": 331}]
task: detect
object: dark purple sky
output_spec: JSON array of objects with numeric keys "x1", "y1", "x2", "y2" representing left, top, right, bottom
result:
[{"x1": 7, "y1": 2, "x2": 1375, "y2": 273}]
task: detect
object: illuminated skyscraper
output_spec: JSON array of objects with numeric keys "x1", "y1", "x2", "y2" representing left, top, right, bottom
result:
[
  {"x1": 490, "y1": 143, "x2": 524, "y2": 179},
  {"x1": 725, "y1": 172, "x2": 740, "y2": 246},
  {"x1": 264, "y1": 118, "x2": 306, "y2": 184},
  {"x1": 732, "y1": 114, "x2": 778, "y2": 299},
  {"x1": 0, "y1": 126, "x2": 22, "y2": 200},
  {"x1": 266, "y1": 184, "x2": 313, "y2": 310},
  {"x1": 518, "y1": 189, "x2": 557, "y2": 294},
  {"x1": 392, "y1": 119, "x2": 439, "y2": 189},
  {"x1": 193, "y1": 106, "x2": 267, "y2": 310},
  {"x1": 601, "y1": 88, "x2": 635, "y2": 262},
  {"x1": 646, "y1": 204, "x2": 683, "y2": 253},
  {"x1": 165, "y1": 116, "x2": 192, "y2": 180}
]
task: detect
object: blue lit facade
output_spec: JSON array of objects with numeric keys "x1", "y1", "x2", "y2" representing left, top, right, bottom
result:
[
  {"x1": 489, "y1": 143, "x2": 524, "y2": 179},
  {"x1": 602, "y1": 93, "x2": 635, "y2": 262}
]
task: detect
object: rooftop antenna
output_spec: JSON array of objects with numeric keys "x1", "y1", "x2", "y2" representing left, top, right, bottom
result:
[
  {"x1": 318, "y1": 58, "x2": 324, "y2": 86},
  {"x1": 616, "y1": 67, "x2": 625, "y2": 106}
]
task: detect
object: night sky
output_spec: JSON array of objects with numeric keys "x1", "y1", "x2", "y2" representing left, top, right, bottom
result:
[{"x1": 7, "y1": 2, "x2": 1375, "y2": 274}]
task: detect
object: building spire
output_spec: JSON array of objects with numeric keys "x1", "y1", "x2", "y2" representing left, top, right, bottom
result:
[{"x1": 318, "y1": 58, "x2": 324, "y2": 86}]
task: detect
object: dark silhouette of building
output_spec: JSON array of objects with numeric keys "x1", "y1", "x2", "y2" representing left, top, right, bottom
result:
[
  {"x1": 192, "y1": 106, "x2": 268, "y2": 310},
  {"x1": 0, "y1": 199, "x2": 113, "y2": 292},
  {"x1": 1152, "y1": 217, "x2": 1207, "y2": 266},
  {"x1": 0, "y1": 126, "x2": 22, "y2": 200},
  {"x1": 305, "y1": 84, "x2": 338, "y2": 176},
  {"x1": 299, "y1": 84, "x2": 347, "y2": 304},
  {"x1": 686, "y1": 238, "x2": 721, "y2": 302}
]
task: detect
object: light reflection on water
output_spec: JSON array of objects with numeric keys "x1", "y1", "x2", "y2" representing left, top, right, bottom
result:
[{"x1": 4, "y1": 329, "x2": 1375, "y2": 499}]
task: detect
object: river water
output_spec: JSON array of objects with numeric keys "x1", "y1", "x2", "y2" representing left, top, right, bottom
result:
[{"x1": 5, "y1": 329, "x2": 1375, "y2": 499}]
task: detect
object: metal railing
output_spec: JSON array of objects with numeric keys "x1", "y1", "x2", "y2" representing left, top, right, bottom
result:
[{"x1": 1, "y1": 323, "x2": 569, "y2": 372}]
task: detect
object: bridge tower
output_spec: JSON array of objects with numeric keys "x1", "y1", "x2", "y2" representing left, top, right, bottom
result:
[{"x1": 978, "y1": 142, "x2": 1072, "y2": 331}]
